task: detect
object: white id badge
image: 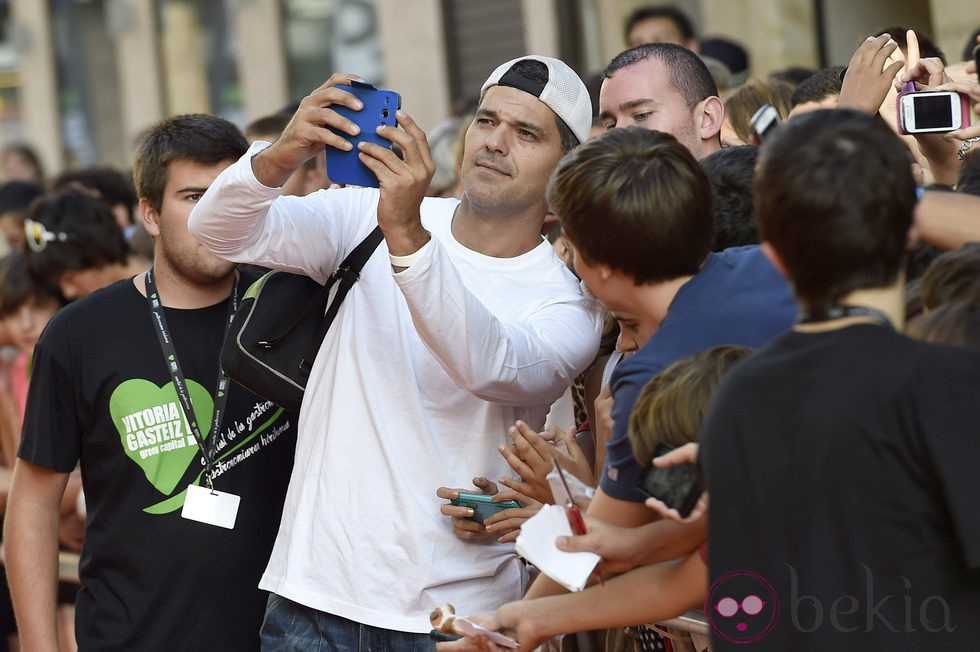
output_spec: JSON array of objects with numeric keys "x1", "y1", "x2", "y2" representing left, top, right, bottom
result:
[{"x1": 181, "y1": 484, "x2": 240, "y2": 529}]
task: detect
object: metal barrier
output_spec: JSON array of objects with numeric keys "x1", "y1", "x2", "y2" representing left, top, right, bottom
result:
[{"x1": 657, "y1": 609, "x2": 710, "y2": 636}]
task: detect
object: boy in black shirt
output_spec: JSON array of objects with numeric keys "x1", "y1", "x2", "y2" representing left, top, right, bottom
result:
[
  {"x1": 4, "y1": 115, "x2": 296, "y2": 651},
  {"x1": 702, "y1": 109, "x2": 980, "y2": 650}
]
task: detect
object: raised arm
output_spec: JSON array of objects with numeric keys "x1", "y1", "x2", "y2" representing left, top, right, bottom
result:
[
  {"x1": 188, "y1": 75, "x2": 375, "y2": 280},
  {"x1": 393, "y1": 245, "x2": 602, "y2": 405}
]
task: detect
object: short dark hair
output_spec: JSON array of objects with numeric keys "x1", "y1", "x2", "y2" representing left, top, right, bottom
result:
[
  {"x1": 0, "y1": 252, "x2": 62, "y2": 318},
  {"x1": 0, "y1": 180, "x2": 45, "y2": 217},
  {"x1": 0, "y1": 143, "x2": 44, "y2": 182},
  {"x1": 52, "y1": 166, "x2": 137, "y2": 225},
  {"x1": 481, "y1": 59, "x2": 579, "y2": 153},
  {"x1": 628, "y1": 344, "x2": 751, "y2": 466},
  {"x1": 624, "y1": 5, "x2": 697, "y2": 43},
  {"x1": 548, "y1": 126, "x2": 713, "y2": 284},
  {"x1": 919, "y1": 243, "x2": 980, "y2": 310},
  {"x1": 24, "y1": 190, "x2": 130, "y2": 285},
  {"x1": 789, "y1": 66, "x2": 845, "y2": 108},
  {"x1": 754, "y1": 109, "x2": 916, "y2": 316},
  {"x1": 604, "y1": 43, "x2": 718, "y2": 108},
  {"x1": 244, "y1": 113, "x2": 320, "y2": 171},
  {"x1": 700, "y1": 145, "x2": 759, "y2": 251},
  {"x1": 244, "y1": 114, "x2": 291, "y2": 141},
  {"x1": 769, "y1": 66, "x2": 817, "y2": 88},
  {"x1": 134, "y1": 114, "x2": 248, "y2": 212},
  {"x1": 963, "y1": 28, "x2": 980, "y2": 62},
  {"x1": 957, "y1": 150, "x2": 980, "y2": 196},
  {"x1": 906, "y1": 300, "x2": 980, "y2": 352}
]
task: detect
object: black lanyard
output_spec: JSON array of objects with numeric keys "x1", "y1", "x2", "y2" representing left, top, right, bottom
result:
[
  {"x1": 799, "y1": 305, "x2": 894, "y2": 330},
  {"x1": 145, "y1": 268, "x2": 239, "y2": 489}
]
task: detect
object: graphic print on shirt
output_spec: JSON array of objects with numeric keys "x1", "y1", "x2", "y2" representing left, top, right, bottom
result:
[
  {"x1": 109, "y1": 378, "x2": 287, "y2": 514},
  {"x1": 111, "y1": 378, "x2": 210, "y2": 496}
]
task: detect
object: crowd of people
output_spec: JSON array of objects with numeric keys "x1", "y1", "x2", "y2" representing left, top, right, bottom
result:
[{"x1": 0, "y1": 3, "x2": 976, "y2": 651}]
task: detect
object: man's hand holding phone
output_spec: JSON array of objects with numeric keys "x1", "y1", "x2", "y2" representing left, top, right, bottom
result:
[
  {"x1": 438, "y1": 478, "x2": 524, "y2": 543},
  {"x1": 252, "y1": 73, "x2": 368, "y2": 188},
  {"x1": 357, "y1": 105, "x2": 435, "y2": 259}
]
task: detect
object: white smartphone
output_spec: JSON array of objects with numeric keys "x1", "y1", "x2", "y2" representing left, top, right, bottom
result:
[
  {"x1": 897, "y1": 91, "x2": 967, "y2": 134},
  {"x1": 750, "y1": 103, "x2": 781, "y2": 141}
]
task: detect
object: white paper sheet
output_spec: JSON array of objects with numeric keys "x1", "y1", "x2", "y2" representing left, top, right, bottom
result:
[{"x1": 515, "y1": 504, "x2": 600, "y2": 592}]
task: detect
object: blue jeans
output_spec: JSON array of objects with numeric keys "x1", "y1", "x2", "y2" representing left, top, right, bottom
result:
[{"x1": 260, "y1": 593, "x2": 436, "y2": 652}]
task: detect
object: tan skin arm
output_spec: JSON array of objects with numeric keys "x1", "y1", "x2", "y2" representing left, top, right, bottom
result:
[
  {"x1": 437, "y1": 551, "x2": 707, "y2": 652},
  {"x1": 4, "y1": 459, "x2": 70, "y2": 652},
  {"x1": 523, "y1": 486, "x2": 705, "y2": 599},
  {"x1": 915, "y1": 191, "x2": 980, "y2": 249}
]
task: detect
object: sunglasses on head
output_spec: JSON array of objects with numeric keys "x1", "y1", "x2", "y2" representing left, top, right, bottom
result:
[{"x1": 24, "y1": 219, "x2": 69, "y2": 253}]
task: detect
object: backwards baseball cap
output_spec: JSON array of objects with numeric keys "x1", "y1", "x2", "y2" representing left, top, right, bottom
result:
[{"x1": 481, "y1": 55, "x2": 592, "y2": 146}]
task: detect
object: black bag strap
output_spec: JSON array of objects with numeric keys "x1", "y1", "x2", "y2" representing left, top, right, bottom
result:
[{"x1": 300, "y1": 226, "x2": 385, "y2": 371}]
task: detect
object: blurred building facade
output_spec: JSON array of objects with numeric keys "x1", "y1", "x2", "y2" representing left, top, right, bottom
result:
[{"x1": 0, "y1": 0, "x2": 976, "y2": 176}]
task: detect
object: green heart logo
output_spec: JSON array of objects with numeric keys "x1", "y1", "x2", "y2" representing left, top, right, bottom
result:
[{"x1": 110, "y1": 378, "x2": 214, "y2": 496}]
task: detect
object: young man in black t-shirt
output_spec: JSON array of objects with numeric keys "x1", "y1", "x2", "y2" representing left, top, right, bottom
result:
[
  {"x1": 4, "y1": 115, "x2": 296, "y2": 651},
  {"x1": 701, "y1": 109, "x2": 980, "y2": 650}
]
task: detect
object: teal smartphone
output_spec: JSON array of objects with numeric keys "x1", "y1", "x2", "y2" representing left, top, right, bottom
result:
[
  {"x1": 451, "y1": 492, "x2": 522, "y2": 523},
  {"x1": 326, "y1": 80, "x2": 401, "y2": 187}
]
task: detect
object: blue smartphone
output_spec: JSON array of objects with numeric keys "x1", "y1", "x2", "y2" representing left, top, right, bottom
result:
[{"x1": 326, "y1": 80, "x2": 401, "y2": 187}]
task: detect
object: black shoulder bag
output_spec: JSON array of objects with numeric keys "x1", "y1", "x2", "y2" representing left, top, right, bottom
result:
[{"x1": 220, "y1": 227, "x2": 384, "y2": 411}]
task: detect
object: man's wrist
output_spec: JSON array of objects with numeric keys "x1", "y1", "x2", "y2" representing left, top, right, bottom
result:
[
  {"x1": 250, "y1": 145, "x2": 298, "y2": 189},
  {"x1": 387, "y1": 230, "x2": 432, "y2": 271},
  {"x1": 389, "y1": 240, "x2": 432, "y2": 268}
]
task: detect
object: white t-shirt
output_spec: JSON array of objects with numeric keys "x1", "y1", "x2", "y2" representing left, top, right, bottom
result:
[{"x1": 189, "y1": 144, "x2": 603, "y2": 632}]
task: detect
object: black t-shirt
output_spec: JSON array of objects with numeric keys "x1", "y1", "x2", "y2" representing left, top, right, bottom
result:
[
  {"x1": 702, "y1": 325, "x2": 980, "y2": 651},
  {"x1": 19, "y1": 277, "x2": 296, "y2": 652}
]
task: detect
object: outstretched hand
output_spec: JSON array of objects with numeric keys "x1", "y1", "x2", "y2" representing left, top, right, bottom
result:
[
  {"x1": 838, "y1": 34, "x2": 904, "y2": 115},
  {"x1": 497, "y1": 421, "x2": 558, "y2": 505}
]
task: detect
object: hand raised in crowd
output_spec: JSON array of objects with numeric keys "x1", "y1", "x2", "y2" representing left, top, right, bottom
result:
[
  {"x1": 251, "y1": 73, "x2": 368, "y2": 187},
  {"x1": 496, "y1": 421, "x2": 557, "y2": 505},
  {"x1": 551, "y1": 427, "x2": 596, "y2": 488},
  {"x1": 592, "y1": 385, "x2": 615, "y2": 478},
  {"x1": 933, "y1": 57, "x2": 980, "y2": 145},
  {"x1": 838, "y1": 34, "x2": 904, "y2": 114},
  {"x1": 643, "y1": 442, "x2": 710, "y2": 524},
  {"x1": 894, "y1": 41, "x2": 979, "y2": 183},
  {"x1": 496, "y1": 421, "x2": 594, "y2": 507}
]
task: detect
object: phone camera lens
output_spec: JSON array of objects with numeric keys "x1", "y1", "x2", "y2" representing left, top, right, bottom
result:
[{"x1": 382, "y1": 109, "x2": 390, "y2": 119}]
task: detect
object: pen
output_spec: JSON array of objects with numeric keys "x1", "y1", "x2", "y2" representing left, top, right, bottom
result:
[{"x1": 553, "y1": 457, "x2": 587, "y2": 535}]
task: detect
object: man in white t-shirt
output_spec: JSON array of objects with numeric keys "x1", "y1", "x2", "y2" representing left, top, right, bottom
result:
[{"x1": 189, "y1": 56, "x2": 602, "y2": 650}]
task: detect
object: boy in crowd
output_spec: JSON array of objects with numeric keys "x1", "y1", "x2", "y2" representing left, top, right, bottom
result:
[
  {"x1": 703, "y1": 109, "x2": 980, "y2": 649},
  {"x1": 4, "y1": 114, "x2": 297, "y2": 650}
]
